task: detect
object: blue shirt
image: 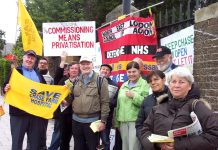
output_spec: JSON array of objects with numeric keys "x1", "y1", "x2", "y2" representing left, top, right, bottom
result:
[
  {"x1": 22, "y1": 66, "x2": 40, "y2": 82},
  {"x1": 81, "y1": 71, "x2": 94, "y2": 85}
]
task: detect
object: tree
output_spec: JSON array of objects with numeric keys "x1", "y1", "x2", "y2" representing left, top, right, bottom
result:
[
  {"x1": 25, "y1": 0, "x2": 122, "y2": 31},
  {"x1": 12, "y1": 35, "x2": 24, "y2": 66},
  {"x1": 0, "y1": 29, "x2": 6, "y2": 56},
  {"x1": 26, "y1": 0, "x2": 86, "y2": 31}
]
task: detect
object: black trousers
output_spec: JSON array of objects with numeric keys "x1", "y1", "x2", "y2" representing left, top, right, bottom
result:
[
  {"x1": 26, "y1": 119, "x2": 48, "y2": 150},
  {"x1": 113, "y1": 128, "x2": 122, "y2": 150},
  {"x1": 60, "y1": 114, "x2": 72, "y2": 150},
  {"x1": 10, "y1": 115, "x2": 44, "y2": 150},
  {"x1": 72, "y1": 119, "x2": 99, "y2": 150}
]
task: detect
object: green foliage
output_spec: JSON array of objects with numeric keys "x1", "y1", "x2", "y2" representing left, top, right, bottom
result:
[
  {"x1": 26, "y1": 0, "x2": 86, "y2": 30},
  {"x1": 12, "y1": 36, "x2": 24, "y2": 66},
  {"x1": 83, "y1": 0, "x2": 122, "y2": 27},
  {"x1": 0, "y1": 30, "x2": 6, "y2": 53},
  {"x1": 0, "y1": 58, "x2": 11, "y2": 87},
  {"x1": 25, "y1": 0, "x2": 122, "y2": 30}
]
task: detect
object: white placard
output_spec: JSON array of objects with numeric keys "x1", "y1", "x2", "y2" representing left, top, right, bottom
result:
[
  {"x1": 43, "y1": 21, "x2": 96, "y2": 56},
  {"x1": 110, "y1": 129, "x2": 116, "y2": 150},
  {"x1": 161, "y1": 25, "x2": 194, "y2": 72}
]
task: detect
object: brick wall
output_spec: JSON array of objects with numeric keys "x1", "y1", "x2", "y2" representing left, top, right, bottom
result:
[{"x1": 194, "y1": 2, "x2": 218, "y2": 111}]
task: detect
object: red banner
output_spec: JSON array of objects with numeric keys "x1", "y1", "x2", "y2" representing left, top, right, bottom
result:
[{"x1": 98, "y1": 16, "x2": 157, "y2": 86}]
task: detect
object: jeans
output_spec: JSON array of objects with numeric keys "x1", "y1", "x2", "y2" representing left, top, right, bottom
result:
[
  {"x1": 101, "y1": 128, "x2": 111, "y2": 150},
  {"x1": 48, "y1": 119, "x2": 61, "y2": 150}
]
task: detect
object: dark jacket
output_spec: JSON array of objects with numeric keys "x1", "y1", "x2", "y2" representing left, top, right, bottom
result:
[
  {"x1": 53, "y1": 67, "x2": 70, "y2": 118},
  {"x1": 54, "y1": 67, "x2": 68, "y2": 85},
  {"x1": 171, "y1": 63, "x2": 178, "y2": 70},
  {"x1": 106, "y1": 77, "x2": 118, "y2": 129},
  {"x1": 140, "y1": 84, "x2": 218, "y2": 150},
  {"x1": 3, "y1": 66, "x2": 46, "y2": 116},
  {"x1": 57, "y1": 77, "x2": 78, "y2": 115},
  {"x1": 136, "y1": 86, "x2": 168, "y2": 140}
]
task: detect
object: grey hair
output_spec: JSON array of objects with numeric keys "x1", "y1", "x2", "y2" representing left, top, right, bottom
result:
[{"x1": 167, "y1": 66, "x2": 194, "y2": 84}]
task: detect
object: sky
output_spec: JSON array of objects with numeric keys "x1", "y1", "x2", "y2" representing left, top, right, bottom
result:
[{"x1": 0, "y1": 0, "x2": 19, "y2": 44}]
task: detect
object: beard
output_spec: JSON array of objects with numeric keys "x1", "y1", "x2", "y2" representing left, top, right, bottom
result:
[
  {"x1": 157, "y1": 59, "x2": 171, "y2": 72},
  {"x1": 157, "y1": 64, "x2": 169, "y2": 72},
  {"x1": 39, "y1": 69, "x2": 48, "y2": 75}
]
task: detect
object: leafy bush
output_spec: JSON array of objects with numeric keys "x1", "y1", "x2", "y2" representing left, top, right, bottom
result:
[{"x1": 0, "y1": 58, "x2": 11, "y2": 88}]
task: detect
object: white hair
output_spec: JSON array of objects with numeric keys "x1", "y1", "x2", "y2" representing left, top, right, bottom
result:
[{"x1": 167, "y1": 66, "x2": 194, "y2": 84}]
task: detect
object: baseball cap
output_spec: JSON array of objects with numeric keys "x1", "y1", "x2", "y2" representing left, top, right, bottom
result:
[
  {"x1": 79, "y1": 56, "x2": 93, "y2": 63},
  {"x1": 152, "y1": 46, "x2": 172, "y2": 59},
  {"x1": 100, "y1": 64, "x2": 113, "y2": 71},
  {"x1": 24, "y1": 50, "x2": 37, "y2": 57}
]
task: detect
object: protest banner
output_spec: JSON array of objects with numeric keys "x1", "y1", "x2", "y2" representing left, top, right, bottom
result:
[
  {"x1": 4, "y1": 69, "x2": 70, "y2": 119},
  {"x1": 161, "y1": 25, "x2": 194, "y2": 72},
  {"x1": 98, "y1": 16, "x2": 157, "y2": 85},
  {"x1": 43, "y1": 21, "x2": 96, "y2": 56}
]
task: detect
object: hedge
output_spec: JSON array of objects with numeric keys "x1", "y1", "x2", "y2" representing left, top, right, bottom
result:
[{"x1": 0, "y1": 58, "x2": 11, "y2": 88}]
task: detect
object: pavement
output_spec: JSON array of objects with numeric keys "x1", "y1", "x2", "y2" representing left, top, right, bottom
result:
[{"x1": 0, "y1": 95, "x2": 74, "y2": 150}]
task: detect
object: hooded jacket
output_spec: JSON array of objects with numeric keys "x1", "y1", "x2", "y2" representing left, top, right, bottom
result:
[
  {"x1": 136, "y1": 86, "x2": 168, "y2": 141},
  {"x1": 116, "y1": 77, "x2": 149, "y2": 124},
  {"x1": 140, "y1": 83, "x2": 218, "y2": 150}
]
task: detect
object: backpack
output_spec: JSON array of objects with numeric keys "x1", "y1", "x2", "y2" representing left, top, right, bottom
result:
[{"x1": 96, "y1": 75, "x2": 104, "y2": 96}]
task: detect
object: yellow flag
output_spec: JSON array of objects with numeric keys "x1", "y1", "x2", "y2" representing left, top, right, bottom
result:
[
  {"x1": 18, "y1": 0, "x2": 43, "y2": 56},
  {"x1": 4, "y1": 69, "x2": 70, "y2": 119},
  {"x1": 118, "y1": 15, "x2": 126, "y2": 20}
]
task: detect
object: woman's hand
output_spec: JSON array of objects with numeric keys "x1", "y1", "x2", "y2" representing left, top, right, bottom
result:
[
  {"x1": 125, "y1": 90, "x2": 134, "y2": 98},
  {"x1": 60, "y1": 51, "x2": 68, "y2": 68},
  {"x1": 4, "y1": 84, "x2": 11, "y2": 92},
  {"x1": 158, "y1": 142, "x2": 174, "y2": 150},
  {"x1": 61, "y1": 99, "x2": 69, "y2": 107}
]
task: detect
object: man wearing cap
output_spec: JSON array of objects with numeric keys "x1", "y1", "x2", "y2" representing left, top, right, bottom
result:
[
  {"x1": 152, "y1": 46, "x2": 177, "y2": 75},
  {"x1": 71, "y1": 56, "x2": 110, "y2": 150},
  {"x1": 3, "y1": 50, "x2": 47, "y2": 150},
  {"x1": 99, "y1": 64, "x2": 118, "y2": 150}
]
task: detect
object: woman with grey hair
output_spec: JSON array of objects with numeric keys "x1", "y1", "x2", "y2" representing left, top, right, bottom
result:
[{"x1": 140, "y1": 67, "x2": 218, "y2": 150}]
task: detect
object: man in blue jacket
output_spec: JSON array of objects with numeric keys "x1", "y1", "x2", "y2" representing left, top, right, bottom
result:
[{"x1": 3, "y1": 50, "x2": 46, "y2": 150}]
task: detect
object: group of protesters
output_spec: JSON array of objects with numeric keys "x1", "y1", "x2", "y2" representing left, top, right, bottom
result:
[{"x1": 2, "y1": 46, "x2": 218, "y2": 150}]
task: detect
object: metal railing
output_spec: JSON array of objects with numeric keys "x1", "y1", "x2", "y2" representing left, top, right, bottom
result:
[{"x1": 154, "y1": 0, "x2": 217, "y2": 40}]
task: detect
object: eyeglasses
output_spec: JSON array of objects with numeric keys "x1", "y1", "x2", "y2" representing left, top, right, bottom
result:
[{"x1": 39, "y1": 62, "x2": 48, "y2": 65}]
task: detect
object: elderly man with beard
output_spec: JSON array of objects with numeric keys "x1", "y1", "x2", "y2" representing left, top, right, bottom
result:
[{"x1": 152, "y1": 46, "x2": 177, "y2": 76}]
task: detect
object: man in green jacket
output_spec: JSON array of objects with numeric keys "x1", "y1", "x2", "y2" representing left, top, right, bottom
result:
[{"x1": 71, "y1": 56, "x2": 110, "y2": 150}]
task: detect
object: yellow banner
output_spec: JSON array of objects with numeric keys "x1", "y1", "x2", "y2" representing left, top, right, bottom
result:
[
  {"x1": 111, "y1": 61, "x2": 156, "y2": 71},
  {"x1": 4, "y1": 69, "x2": 70, "y2": 119},
  {"x1": 18, "y1": 0, "x2": 43, "y2": 56}
]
